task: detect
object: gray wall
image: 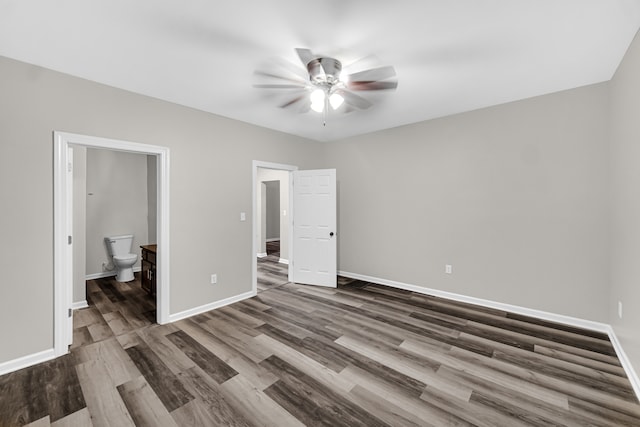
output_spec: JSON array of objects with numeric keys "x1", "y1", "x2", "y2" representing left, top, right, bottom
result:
[
  {"x1": 610, "y1": 29, "x2": 640, "y2": 379},
  {"x1": 0, "y1": 55, "x2": 323, "y2": 364},
  {"x1": 147, "y1": 155, "x2": 158, "y2": 244},
  {"x1": 86, "y1": 148, "x2": 149, "y2": 276},
  {"x1": 325, "y1": 82, "x2": 611, "y2": 322}
]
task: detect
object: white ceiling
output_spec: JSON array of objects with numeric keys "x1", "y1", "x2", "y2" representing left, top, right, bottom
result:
[{"x1": 1, "y1": 1, "x2": 640, "y2": 142}]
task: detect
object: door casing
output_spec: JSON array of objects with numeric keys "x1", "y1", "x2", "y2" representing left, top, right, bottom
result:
[{"x1": 53, "y1": 132, "x2": 170, "y2": 357}]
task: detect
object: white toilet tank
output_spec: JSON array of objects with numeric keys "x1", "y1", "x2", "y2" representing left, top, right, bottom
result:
[{"x1": 106, "y1": 234, "x2": 134, "y2": 256}]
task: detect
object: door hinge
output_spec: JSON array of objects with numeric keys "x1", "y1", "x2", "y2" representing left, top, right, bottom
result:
[
  {"x1": 68, "y1": 162, "x2": 72, "y2": 173},
  {"x1": 68, "y1": 308, "x2": 72, "y2": 318},
  {"x1": 68, "y1": 235, "x2": 72, "y2": 245}
]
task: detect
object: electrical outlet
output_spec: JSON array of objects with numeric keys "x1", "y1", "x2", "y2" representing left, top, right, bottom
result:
[
  {"x1": 240, "y1": 212, "x2": 246, "y2": 221},
  {"x1": 618, "y1": 301, "x2": 623, "y2": 319},
  {"x1": 445, "y1": 264, "x2": 452, "y2": 274},
  {"x1": 211, "y1": 274, "x2": 218, "y2": 285}
]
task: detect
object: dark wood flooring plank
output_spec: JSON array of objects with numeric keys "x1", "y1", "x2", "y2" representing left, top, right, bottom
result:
[
  {"x1": 0, "y1": 363, "x2": 50, "y2": 426},
  {"x1": 43, "y1": 355, "x2": 86, "y2": 423},
  {"x1": 261, "y1": 355, "x2": 389, "y2": 427},
  {"x1": 176, "y1": 318, "x2": 279, "y2": 390},
  {"x1": 166, "y1": 330, "x2": 238, "y2": 384},
  {"x1": 124, "y1": 342, "x2": 194, "y2": 412}
]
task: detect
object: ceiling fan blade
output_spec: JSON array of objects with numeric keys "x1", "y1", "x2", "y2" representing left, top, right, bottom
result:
[
  {"x1": 347, "y1": 81, "x2": 398, "y2": 91},
  {"x1": 253, "y1": 84, "x2": 306, "y2": 89},
  {"x1": 279, "y1": 94, "x2": 309, "y2": 109},
  {"x1": 295, "y1": 48, "x2": 315, "y2": 66},
  {"x1": 346, "y1": 66, "x2": 396, "y2": 83},
  {"x1": 254, "y1": 70, "x2": 307, "y2": 85},
  {"x1": 336, "y1": 89, "x2": 373, "y2": 110}
]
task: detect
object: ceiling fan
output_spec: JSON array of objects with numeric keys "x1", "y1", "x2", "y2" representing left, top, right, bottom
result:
[{"x1": 254, "y1": 48, "x2": 398, "y2": 124}]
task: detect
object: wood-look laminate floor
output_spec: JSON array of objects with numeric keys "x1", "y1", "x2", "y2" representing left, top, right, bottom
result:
[
  {"x1": 1, "y1": 262, "x2": 640, "y2": 426},
  {"x1": 258, "y1": 240, "x2": 288, "y2": 293}
]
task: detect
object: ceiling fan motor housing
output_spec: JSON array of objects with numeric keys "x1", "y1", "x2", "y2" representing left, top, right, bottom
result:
[{"x1": 307, "y1": 57, "x2": 342, "y2": 86}]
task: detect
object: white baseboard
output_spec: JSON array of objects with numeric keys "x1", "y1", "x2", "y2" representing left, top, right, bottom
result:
[
  {"x1": 607, "y1": 328, "x2": 640, "y2": 401},
  {"x1": 278, "y1": 258, "x2": 289, "y2": 265},
  {"x1": 86, "y1": 266, "x2": 141, "y2": 280},
  {"x1": 168, "y1": 290, "x2": 256, "y2": 323},
  {"x1": 257, "y1": 253, "x2": 267, "y2": 258},
  {"x1": 338, "y1": 271, "x2": 610, "y2": 332},
  {"x1": 0, "y1": 348, "x2": 56, "y2": 376},
  {"x1": 72, "y1": 300, "x2": 89, "y2": 310},
  {"x1": 338, "y1": 270, "x2": 640, "y2": 401},
  {"x1": 266, "y1": 238, "x2": 280, "y2": 242}
]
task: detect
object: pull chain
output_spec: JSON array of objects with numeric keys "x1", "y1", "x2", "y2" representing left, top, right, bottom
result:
[{"x1": 323, "y1": 88, "x2": 329, "y2": 126}]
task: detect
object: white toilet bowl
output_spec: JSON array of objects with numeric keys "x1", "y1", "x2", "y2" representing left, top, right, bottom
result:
[
  {"x1": 113, "y1": 253, "x2": 137, "y2": 282},
  {"x1": 106, "y1": 235, "x2": 138, "y2": 282}
]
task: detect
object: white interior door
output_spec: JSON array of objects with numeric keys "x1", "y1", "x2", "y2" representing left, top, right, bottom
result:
[{"x1": 292, "y1": 169, "x2": 337, "y2": 287}]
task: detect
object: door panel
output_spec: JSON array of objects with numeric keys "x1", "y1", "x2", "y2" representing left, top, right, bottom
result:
[{"x1": 292, "y1": 169, "x2": 336, "y2": 287}]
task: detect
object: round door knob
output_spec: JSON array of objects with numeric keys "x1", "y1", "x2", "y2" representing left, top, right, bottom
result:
[{"x1": 329, "y1": 232, "x2": 334, "y2": 237}]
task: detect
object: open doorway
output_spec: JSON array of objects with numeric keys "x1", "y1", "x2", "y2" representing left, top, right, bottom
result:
[
  {"x1": 256, "y1": 170, "x2": 290, "y2": 292},
  {"x1": 252, "y1": 161, "x2": 297, "y2": 294},
  {"x1": 71, "y1": 147, "x2": 159, "y2": 347},
  {"x1": 54, "y1": 132, "x2": 170, "y2": 357}
]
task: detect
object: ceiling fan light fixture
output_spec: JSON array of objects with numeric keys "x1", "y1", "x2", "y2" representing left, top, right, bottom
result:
[
  {"x1": 310, "y1": 89, "x2": 326, "y2": 112},
  {"x1": 254, "y1": 48, "x2": 397, "y2": 119},
  {"x1": 329, "y1": 93, "x2": 344, "y2": 110},
  {"x1": 307, "y1": 57, "x2": 342, "y2": 84}
]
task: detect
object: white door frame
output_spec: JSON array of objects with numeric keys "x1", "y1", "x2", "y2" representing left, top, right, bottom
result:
[
  {"x1": 53, "y1": 132, "x2": 171, "y2": 357},
  {"x1": 252, "y1": 160, "x2": 297, "y2": 294}
]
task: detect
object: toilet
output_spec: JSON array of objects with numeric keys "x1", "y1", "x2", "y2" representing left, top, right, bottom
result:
[{"x1": 105, "y1": 234, "x2": 138, "y2": 282}]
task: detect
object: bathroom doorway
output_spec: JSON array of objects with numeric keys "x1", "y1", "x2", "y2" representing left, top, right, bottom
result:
[
  {"x1": 54, "y1": 132, "x2": 170, "y2": 356},
  {"x1": 79, "y1": 148, "x2": 158, "y2": 334}
]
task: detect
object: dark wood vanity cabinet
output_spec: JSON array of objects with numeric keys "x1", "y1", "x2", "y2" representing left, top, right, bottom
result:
[{"x1": 140, "y1": 244, "x2": 157, "y2": 296}]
